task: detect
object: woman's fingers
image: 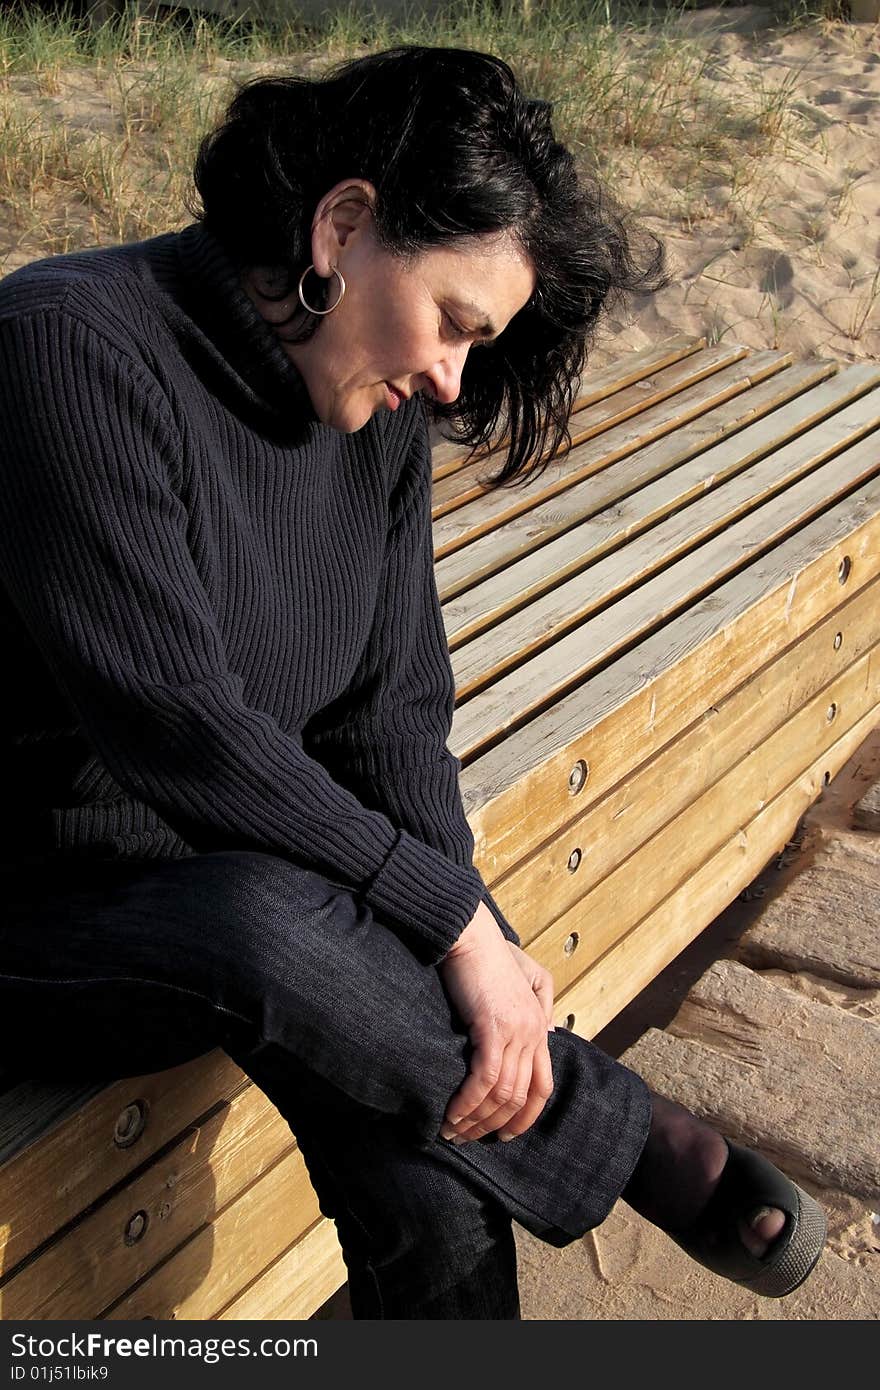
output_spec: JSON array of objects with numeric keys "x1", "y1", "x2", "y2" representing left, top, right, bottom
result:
[
  {"x1": 446, "y1": 1044, "x2": 532, "y2": 1142},
  {"x1": 495, "y1": 1036, "x2": 554, "y2": 1141}
]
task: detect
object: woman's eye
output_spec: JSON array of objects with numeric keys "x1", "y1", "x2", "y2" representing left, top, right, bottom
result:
[{"x1": 443, "y1": 312, "x2": 470, "y2": 341}]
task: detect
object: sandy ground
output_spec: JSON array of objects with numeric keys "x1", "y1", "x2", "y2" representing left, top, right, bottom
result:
[
  {"x1": 589, "y1": 6, "x2": 880, "y2": 372},
  {"x1": 2, "y1": 7, "x2": 878, "y2": 375}
]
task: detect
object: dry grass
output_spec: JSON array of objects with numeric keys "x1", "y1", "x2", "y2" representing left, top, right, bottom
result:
[{"x1": 0, "y1": 1, "x2": 832, "y2": 274}]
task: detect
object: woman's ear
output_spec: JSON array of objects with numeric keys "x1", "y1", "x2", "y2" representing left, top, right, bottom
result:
[{"x1": 311, "y1": 179, "x2": 377, "y2": 276}]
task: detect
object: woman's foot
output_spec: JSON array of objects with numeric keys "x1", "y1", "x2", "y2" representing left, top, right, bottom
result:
[{"x1": 621, "y1": 1092, "x2": 786, "y2": 1255}]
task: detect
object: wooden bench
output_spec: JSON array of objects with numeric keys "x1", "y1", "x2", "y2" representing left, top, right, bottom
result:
[{"x1": 3, "y1": 334, "x2": 879, "y2": 1319}]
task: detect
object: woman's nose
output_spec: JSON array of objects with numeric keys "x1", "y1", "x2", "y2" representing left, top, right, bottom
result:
[{"x1": 425, "y1": 345, "x2": 468, "y2": 405}]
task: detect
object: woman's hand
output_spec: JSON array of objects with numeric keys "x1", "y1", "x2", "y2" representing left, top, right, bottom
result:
[{"x1": 436, "y1": 901, "x2": 556, "y2": 1144}]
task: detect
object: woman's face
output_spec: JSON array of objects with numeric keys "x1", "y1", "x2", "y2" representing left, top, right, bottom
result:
[{"x1": 243, "y1": 182, "x2": 537, "y2": 434}]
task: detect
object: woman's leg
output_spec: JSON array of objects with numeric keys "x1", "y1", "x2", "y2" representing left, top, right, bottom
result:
[
  {"x1": 248, "y1": 1048, "x2": 520, "y2": 1318},
  {"x1": 3, "y1": 849, "x2": 813, "y2": 1305},
  {"x1": 0, "y1": 848, "x2": 651, "y2": 1251}
]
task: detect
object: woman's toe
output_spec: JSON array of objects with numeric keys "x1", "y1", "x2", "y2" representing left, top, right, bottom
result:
[{"x1": 739, "y1": 1205, "x2": 787, "y2": 1258}]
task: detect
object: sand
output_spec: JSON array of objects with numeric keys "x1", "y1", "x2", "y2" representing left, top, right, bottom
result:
[{"x1": 590, "y1": 6, "x2": 880, "y2": 371}]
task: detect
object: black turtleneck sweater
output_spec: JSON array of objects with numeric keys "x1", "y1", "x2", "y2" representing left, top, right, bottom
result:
[{"x1": 0, "y1": 223, "x2": 518, "y2": 966}]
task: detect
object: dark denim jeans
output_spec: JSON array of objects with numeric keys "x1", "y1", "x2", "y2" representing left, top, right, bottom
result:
[{"x1": 0, "y1": 850, "x2": 652, "y2": 1319}]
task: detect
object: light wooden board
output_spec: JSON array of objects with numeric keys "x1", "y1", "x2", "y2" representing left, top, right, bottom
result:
[
  {"x1": 430, "y1": 335, "x2": 706, "y2": 478},
  {"x1": 217, "y1": 1218, "x2": 344, "y2": 1321},
  {"x1": 529, "y1": 634, "x2": 880, "y2": 993},
  {"x1": 436, "y1": 356, "x2": 837, "y2": 605},
  {"x1": 104, "y1": 1145, "x2": 322, "y2": 1320},
  {"x1": 440, "y1": 363, "x2": 873, "y2": 637},
  {"x1": 0, "y1": 1080, "x2": 294, "y2": 1319},
  {"x1": 462, "y1": 473, "x2": 880, "y2": 886},
  {"x1": 556, "y1": 704, "x2": 880, "y2": 1038},
  {"x1": 452, "y1": 427, "x2": 880, "y2": 745},
  {"x1": 0, "y1": 1049, "x2": 246, "y2": 1277},
  {"x1": 432, "y1": 348, "x2": 779, "y2": 548},
  {"x1": 431, "y1": 343, "x2": 751, "y2": 516},
  {"x1": 496, "y1": 572, "x2": 880, "y2": 948}
]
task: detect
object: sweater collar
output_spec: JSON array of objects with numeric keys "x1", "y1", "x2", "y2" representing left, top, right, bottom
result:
[{"x1": 172, "y1": 221, "x2": 315, "y2": 425}]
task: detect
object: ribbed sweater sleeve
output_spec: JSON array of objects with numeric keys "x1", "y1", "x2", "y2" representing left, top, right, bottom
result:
[
  {"x1": 0, "y1": 308, "x2": 486, "y2": 965},
  {"x1": 305, "y1": 406, "x2": 520, "y2": 948}
]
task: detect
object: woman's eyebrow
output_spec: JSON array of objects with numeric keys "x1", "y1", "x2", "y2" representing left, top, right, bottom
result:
[{"x1": 451, "y1": 299, "x2": 498, "y2": 339}]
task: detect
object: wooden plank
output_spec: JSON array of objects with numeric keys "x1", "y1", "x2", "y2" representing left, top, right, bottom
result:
[
  {"x1": 554, "y1": 703, "x2": 880, "y2": 1038},
  {"x1": 0, "y1": 1049, "x2": 246, "y2": 1276},
  {"x1": 217, "y1": 1218, "x2": 345, "y2": 1321},
  {"x1": 431, "y1": 345, "x2": 758, "y2": 533},
  {"x1": 429, "y1": 334, "x2": 708, "y2": 479},
  {"x1": 436, "y1": 356, "x2": 839, "y2": 604},
  {"x1": 0, "y1": 1080, "x2": 295, "y2": 1319},
  {"x1": 430, "y1": 339, "x2": 750, "y2": 514},
  {"x1": 462, "y1": 474, "x2": 880, "y2": 885},
  {"x1": 526, "y1": 634, "x2": 880, "y2": 993},
  {"x1": 441, "y1": 362, "x2": 871, "y2": 632},
  {"x1": 495, "y1": 572, "x2": 880, "y2": 946},
  {"x1": 452, "y1": 426, "x2": 880, "y2": 726},
  {"x1": 104, "y1": 1146, "x2": 322, "y2": 1320}
]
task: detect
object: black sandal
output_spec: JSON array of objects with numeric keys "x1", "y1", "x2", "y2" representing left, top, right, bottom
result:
[{"x1": 663, "y1": 1139, "x2": 827, "y2": 1298}]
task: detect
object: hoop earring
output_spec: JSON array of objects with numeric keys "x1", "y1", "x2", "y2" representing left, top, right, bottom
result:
[{"x1": 297, "y1": 265, "x2": 346, "y2": 316}]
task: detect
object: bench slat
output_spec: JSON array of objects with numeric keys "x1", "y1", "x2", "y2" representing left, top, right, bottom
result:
[
  {"x1": 429, "y1": 333, "x2": 707, "y2": 478},
  {"x1": 529, "y1": 632, "x2": 880, "y2": 991},
  {"x1": 0, "y1": 1079, "x2": 291, "y2": 1319},
  {"x1": 436, "y1": 356, "x2": 835, "y2": 604},
  {"x1": 439, "y1": 361, "x2": 858, "y2": 625},
  {"x1": 496, "y1": 573, "x2": 880, "y2": 946},
  {"x1": 217, "y1": 1217, "x2": 344, "y2": 1321},
  {"x1": 0, "y1": 1050, "x2": 246, "y2": 1277},
  {"x1": 452, "y1": 431, "x2": 880, "y2": 756},
  {"x1": 103, "y1": 1144, "x2": 321, "y2": 1321},
  {"x1": 557, "y1": 702, "x2": 880, "y2": 1038},
  {"x1": 431, "y1": 344, "x2": 752, "y2": 523},
  {"x1": 450, "y1": 374, "x2": 880, "y2": 696},
  {"x1": 460, "y1": 475, "x2": 880, "y2": 879}
]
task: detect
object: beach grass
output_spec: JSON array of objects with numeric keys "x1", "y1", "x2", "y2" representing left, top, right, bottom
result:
[{"x1": 0, "y1": 0, "x2": 833, "y2": 271}]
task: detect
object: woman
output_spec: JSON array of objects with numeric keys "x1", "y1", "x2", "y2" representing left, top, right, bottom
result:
[{"x1": 0, "y1": 46, "x2": 824, "y2": 1319}]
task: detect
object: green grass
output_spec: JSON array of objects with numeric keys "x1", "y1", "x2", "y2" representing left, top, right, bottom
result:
[{"x1": 0, "y1": 0, "x2": 831, "y2": 271}]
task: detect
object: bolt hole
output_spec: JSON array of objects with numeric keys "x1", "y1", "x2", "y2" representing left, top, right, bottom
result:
[
  {"x1": 567, "y1": 848, "x2": 582, "y2": 873},
  {"x1": 826, "y1": 703, "x2": 837, "y2": 723},
  {"x1": 838, "y1": 555, "x2": 851, "y2": 585},
  {"x1": 833, "y1": 631, "x2": 843, "y2": 651},
  {"x1": 123, "y1": 1210, "x2": 149, "y2": 1246},
  {"x1": 563, "y1": 932, "x2": 580, "y2": 957},
  {"x1": 563, "y1": 1013, "x2": 576, "y2": 1031},
  {"x1": 823, "y1": 770, "x2": 832, "y2": 786},
  {"x1": 114, "y1": 1100, "x2": 147, "y2": 1149},
  {"x1": 568, "y1": 759, "x2": 589, "y2": 795}
]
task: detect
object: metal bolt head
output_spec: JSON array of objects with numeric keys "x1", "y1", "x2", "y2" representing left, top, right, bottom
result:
[
  {"x1": 568, "y1": 759, "x2": 589, "y2": 794},
  {"x1": 833, "y1": 631, "x2": 843, "y2": 651},
  {"x1": 114, "y1": 1100, "x2": 147, "y2": 1149},
  {"x1": 567, "y1": 847, "x2": 582, "y2": 873},
  {"x1": 123, "y1": 1210, "x2": 149, "y2": 1245},
  {"x1": 563, "y1": 932, "x2": 579, "y2": 957}
]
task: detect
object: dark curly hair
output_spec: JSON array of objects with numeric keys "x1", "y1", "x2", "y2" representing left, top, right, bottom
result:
[{"x1": 192, "y1": 45, "x2": 665, "y2": 487}]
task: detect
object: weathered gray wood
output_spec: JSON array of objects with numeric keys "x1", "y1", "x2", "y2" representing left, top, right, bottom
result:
[
  {"x1": 433, "y1": 345, "x2": 760, "y2": 540},
  {"x1": 431, "y1": 334, "x2": 706, "y2": 477},
  {"x1": 735, "y1": 832, "x2": 880, "y2": 991},
  {"x1": 448, "y1": 377, "x2": 880, "y2": 686},
  {"x1": 436, "y1": 357, "x2": 837, "y2": 607},
  {"x1": 458, "y1": 474, "x2": 880, "y2": 880},
  {"x1": 620, "y1": 959, "x2": 880, "y2": 1201},
  {"x1": 451, "y1": 431, "x2": 880, "y2": 754}
]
